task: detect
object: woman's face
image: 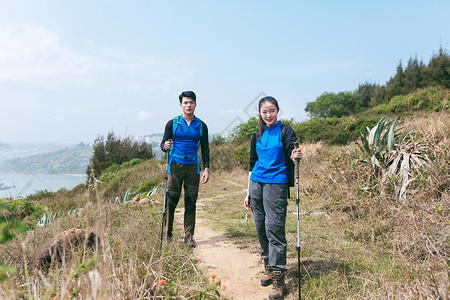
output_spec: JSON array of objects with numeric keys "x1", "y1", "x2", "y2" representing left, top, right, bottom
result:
[{"x1": 260, "y1": 101, "x2": 279, "y2": 127}]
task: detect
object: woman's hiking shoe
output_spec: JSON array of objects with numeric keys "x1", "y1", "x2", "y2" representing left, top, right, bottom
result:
[
  {"x1": 184, "y1": 235, "x2": 197, "y2": 247},
  {"x1": 261, "y1": 259, "x2": 273, "y2": 286},
  {"x1": 269, "y1": 270, "x2": 286, "y2": 299}
]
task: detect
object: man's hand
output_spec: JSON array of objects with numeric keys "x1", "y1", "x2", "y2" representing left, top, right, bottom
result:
[
  {"x1": 164, "y1": 140, "x2": 173, "y2": 151},
  {"x1": 201, "y1": 168, "x2": 210, "y2": 184}
]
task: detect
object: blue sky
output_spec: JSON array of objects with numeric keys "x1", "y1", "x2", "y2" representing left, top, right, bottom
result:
[{"x1": 1, "y1": 0, "x2": 449, "y2": 144}]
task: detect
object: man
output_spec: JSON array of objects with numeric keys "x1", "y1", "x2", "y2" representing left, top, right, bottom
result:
[{"x1": 160, "y1": 91, "x2": 210, "y2": 247}]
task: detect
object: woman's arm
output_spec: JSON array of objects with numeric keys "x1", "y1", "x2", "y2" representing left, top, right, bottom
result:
[
  {"x1": 244, "y1": 133, "x2": 257, "y2": 210},
  {"x1": 244, "y1": 171, "x2": 252, "y2": 210}
]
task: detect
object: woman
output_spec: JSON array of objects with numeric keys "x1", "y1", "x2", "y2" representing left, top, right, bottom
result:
[{"x1": 244, "y1": 96, "x2": 302, "y2": 300}]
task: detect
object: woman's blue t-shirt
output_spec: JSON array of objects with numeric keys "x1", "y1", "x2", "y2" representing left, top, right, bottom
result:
[{"x1": 250, "y1": 121, "x2": 288, "y2": 184}]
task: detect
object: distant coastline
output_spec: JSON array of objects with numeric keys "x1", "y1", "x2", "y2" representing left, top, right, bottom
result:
[{"x1": 0, "y1": 173, "x2": 86, "y2": 199}]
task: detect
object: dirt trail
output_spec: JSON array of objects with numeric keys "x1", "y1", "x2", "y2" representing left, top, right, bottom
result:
[
  {"x1": 193, "y1": 218, "x2": 270, "y2": 299},
  {"x1": 174, "y1": 179, "x2": 271, "y2": 299}
]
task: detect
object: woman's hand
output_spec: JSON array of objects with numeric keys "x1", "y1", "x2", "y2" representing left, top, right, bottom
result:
[
  {"x1": 291, "y1": 147, "x2": 303, "y2": 161},
  {"x1": 244, "y1": 194, "x2": 251, "y2": 210}
]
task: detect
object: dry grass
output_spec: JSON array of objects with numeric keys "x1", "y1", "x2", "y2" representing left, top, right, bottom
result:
[{"x1": 0, "y1": 160, "x2": 219, "y2": 299}]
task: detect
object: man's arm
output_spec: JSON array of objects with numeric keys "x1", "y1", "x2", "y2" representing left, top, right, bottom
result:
[
  {"x1": 200, "y1": 121, "x2": 210, "y2": 184},
  {"x1": 160, "y1": 120, "x2": 174, "y2": 152},
  {"x1": 200, "y1": 121, "x2": 210, "y2": 169}
]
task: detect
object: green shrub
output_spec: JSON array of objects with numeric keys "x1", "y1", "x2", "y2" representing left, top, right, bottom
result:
[
  {"x1": 25, "y1": 189, "x2": 55, "y2": 201},
  {"x1": 133, "y1": 178, "x2": 159, "y2": 194},
  {"x1": 294, "y1": 117, "x2": 369, "y2": 145},
  {"x1": 8, "y1": 199, "x2": 45, "y2": 221},
  {"x1": 384, "y1": 86, "x2": 449, "y2": 113}
]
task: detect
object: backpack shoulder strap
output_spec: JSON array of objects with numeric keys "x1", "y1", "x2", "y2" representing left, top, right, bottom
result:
[
  {"x1": 195, "y1": 116, "x2": 203, "y2": 137},
  {"x1": 280, "y1": 124, "x2": 295, "y2": 190},
  {"x1": 280, "y1": 124, "x2": 287, "y2": 151},
  {"x1": 172, "y1": 115, "x2": 181, "y2": 138}
]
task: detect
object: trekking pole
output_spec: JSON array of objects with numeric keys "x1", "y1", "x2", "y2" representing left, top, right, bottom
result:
[
  {"x1": 294, "y1": 141, "x2": 301, "y2": 300},
  {"x1": 160, "y1": 140, "x2": 171, "y2": 249}
]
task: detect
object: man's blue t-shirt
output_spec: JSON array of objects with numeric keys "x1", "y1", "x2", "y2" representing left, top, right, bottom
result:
[{"x1": 171, "y1": 116, "x2": 202, "y2": 165}]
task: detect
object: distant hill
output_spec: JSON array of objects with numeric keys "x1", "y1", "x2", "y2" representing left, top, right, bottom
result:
[
  {"x1": 0, "y1": 142, "x2": 74, "y2": 163},
  {"x1": 0, "y1": 144, "x2": 93, "y2": 175}
]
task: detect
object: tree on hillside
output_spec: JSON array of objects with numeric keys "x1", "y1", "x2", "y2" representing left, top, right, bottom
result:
[
  {"x1": 403, "y1": 56, "x2": 425, "y2": 92},
  {"x1": 87, "y1": 131, "x2": 153, "y2": 178},
  {"x1": 357, "y1": 82, "x2": 383, "y2": 108},
  {"x1": 305, "y1": 91, "x2": 363, "y2": 118},
  {"x1": 426, "y1": 47, "x2": 450, "y2": 88},
  {"x1": 385, "y1": 62, "x2": 405, "y2": 101},
  {"x1": 378, "y1": 48, "x2": 449, "y2": 103}
]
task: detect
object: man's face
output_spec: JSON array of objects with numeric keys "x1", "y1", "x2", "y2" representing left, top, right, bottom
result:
[{"x1": 180, "y1": 97, "x2": 197, "y2": 115}]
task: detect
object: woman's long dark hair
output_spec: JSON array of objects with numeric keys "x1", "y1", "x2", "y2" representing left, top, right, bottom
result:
[{"x1": 257, "y1": 96, "x2": 280, "y2": 141}]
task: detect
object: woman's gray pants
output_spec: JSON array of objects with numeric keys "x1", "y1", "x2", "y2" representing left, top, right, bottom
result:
[{"x1": 250, "y1": 180, "x2": 288, "y2": 270}]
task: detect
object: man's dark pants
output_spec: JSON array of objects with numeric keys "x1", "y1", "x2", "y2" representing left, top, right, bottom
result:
[{"x1": 166, "y1": 162, "x2": 199, "y2": 238}]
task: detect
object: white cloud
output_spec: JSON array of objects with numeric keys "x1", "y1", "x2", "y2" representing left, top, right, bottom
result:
[
  {"x1": 137, "y1": 110, "x2": 152, "y2": 120},
  {"x1": 0, "y1": 23, "x2": 97, "y2": 84},
  {"x1": 0, "y1": 23, "x2": 201, "y2": 92}
]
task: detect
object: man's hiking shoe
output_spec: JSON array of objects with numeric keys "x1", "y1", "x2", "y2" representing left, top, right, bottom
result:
[
  {"x1": 269, "y1": 270, "x2": 286, "y2": 299},
  {"x1": 184, "y1": 235, "x2": 197, "y2": 247},
  {"x1": 261, "y1": 259, "x2": 273, "y2": 286},
  {"x1": 166, "y1": 234, "x2": 172, "y2": 243}
]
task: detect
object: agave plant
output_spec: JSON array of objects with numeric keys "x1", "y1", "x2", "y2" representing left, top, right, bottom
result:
[
  {"x1": 147, "y1": 184, "x2": 163, "y2": 197},
  {"x1": 359, "y1": 116, "x2": 414, "y2": 171},
  {"x1": 37, "y1": 213, "x2": 57, "y2": 227},
  {"x1": 114, "y1": 189, "x2": 137, "y2": 204},
  {"x1": 385, "y1": 142, "x2": 431, "y2": 201},
  {"x1": 359, "y1": 116, "x2": 430, "y2": 201}
]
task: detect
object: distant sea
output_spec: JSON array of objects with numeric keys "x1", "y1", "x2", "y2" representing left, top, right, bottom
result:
[{"x1": 0, "y1": 173, "x2": 86, "y2": 199}]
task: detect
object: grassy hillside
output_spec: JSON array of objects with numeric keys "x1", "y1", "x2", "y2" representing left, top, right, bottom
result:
[
  {"x1": 295, "y1": 86, "x2": 449, "y2": 145},
  {"x1": 0, "y1": 110, "x2": 448, "y2": 299}
]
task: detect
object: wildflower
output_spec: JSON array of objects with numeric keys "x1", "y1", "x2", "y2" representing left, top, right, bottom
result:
[
  {"x1": 363, "y1": 182, "x2": 366, "y2": 186},
  {"x1": 210, "y1": 273, "x2": 217, "y2": 279},
  {"x1": 223, "y1": 285, "x2": 227, "y2": 290},
  {"x1": 158, "y1": 279, "x2": 165, "y2": 286}
]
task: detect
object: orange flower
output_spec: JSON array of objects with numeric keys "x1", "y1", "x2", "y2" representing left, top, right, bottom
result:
[
  {"x1": 158, "y1": 279, "x2": 165, "y2": 286},
  {"x1": 223, "y1": 285, "x2": 227, "y2": 290},
  {"x1": 363, "y1": 182, "x2": 366, "y2": 186},
  {"x1": 210, "y1": 273, "x2": 217, "y2": 279}
]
